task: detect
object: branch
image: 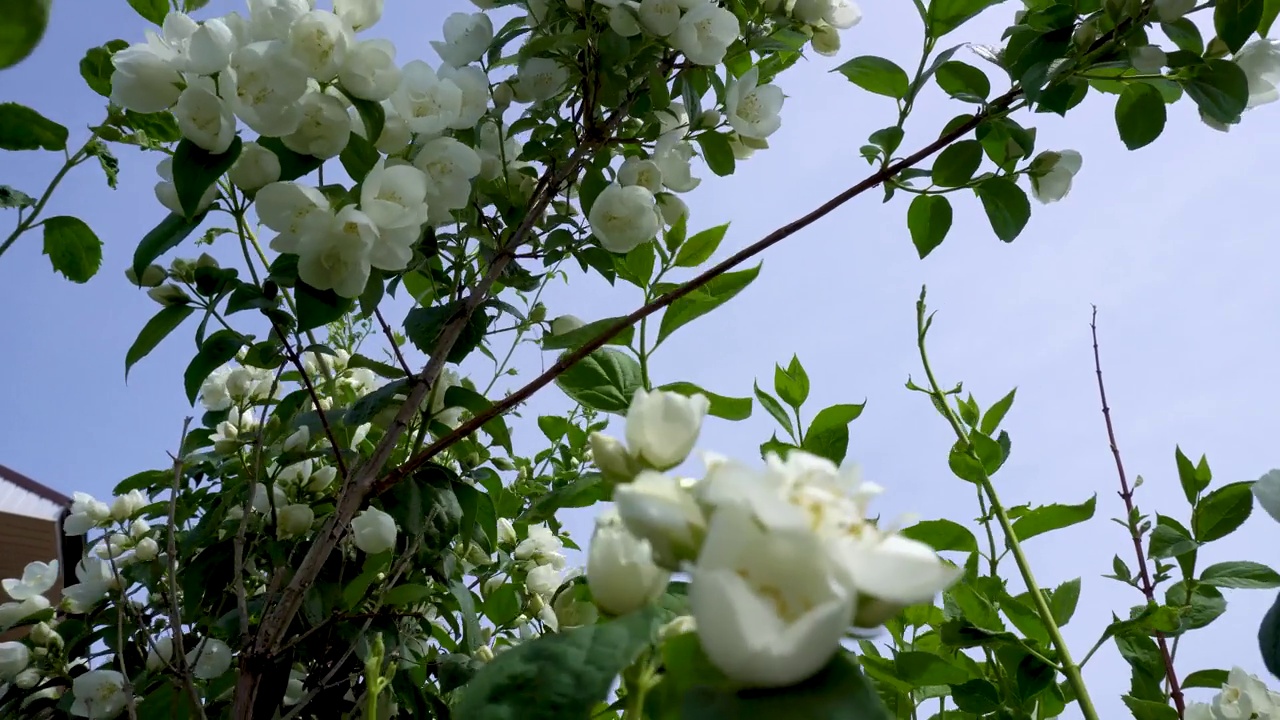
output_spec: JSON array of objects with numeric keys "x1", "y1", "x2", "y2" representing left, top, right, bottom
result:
[
  {"x1": 1090, "y1": 306, "x2": 1185, "y2": 718},
  {"x1": 376, "y1": 86, "x2": 1024, "y2": 492},
  {"x1": 373, "y1": 307, "x2": 413, "y2": 378},
  {"x1": 165, "y1": 418, "x2": 208, "y2": 720},
  {"x1": 270, "y1": 321, "x2": 348, "y2": 478}
]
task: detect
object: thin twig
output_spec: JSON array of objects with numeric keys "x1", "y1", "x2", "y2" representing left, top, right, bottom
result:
[
  {"x1": 1090, "y1": 306, "x2": 1185, "y2": 718},
  {"x1": 166, "y1": 418, "x2": 208, "y2": 720},
  {"x1": 374, "y1": 307, "x2": 413, "y2": 378},
  {"x1": 270, "y1": 321, "x2": 348, "y2": 478},
  {"x1": 376, "y1": 87, "x2": 1023, "y2": 492}
]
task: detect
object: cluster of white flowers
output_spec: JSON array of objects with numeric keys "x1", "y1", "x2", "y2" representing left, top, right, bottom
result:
[
  {"x1": 0, "y1": 561, "x2": 59, "y2": 632},
  {"x1": 1188, "y1": 667, "x2": 1280, "y2": 720},
  {"x1": 583, "y1": 388, "x2": 960, "y2": 687}
]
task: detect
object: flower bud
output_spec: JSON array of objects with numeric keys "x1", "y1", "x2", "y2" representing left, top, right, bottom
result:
[
  {"x1": 609, "y1": 4, "x2": 642, "y2": 37},
  {"x1": 0, "y1": 641, "x2": 30, "y2": 680},
  {"x1": 549, "y1": 315, "x2": 585, "y2": 336},
  {"x1": 613, "y1": 470, "x2": 706, "y2": 569},
  {"x1": 586, "y1": 510, "x2": 670, "y2": 616},
  {"x1": 307, "y1": 465, "x2": 338, "y2": 493},
  {"x1": 351, "y1": 507, "x2": 397, "y2": 554},
  {"x1": 283, "y1": 426, "x2": 311, "y2": 453},
  {"x1": 229, "y1": 141, "x2": 283, "y2": 192},
  {"x1": 696, "y1": 108, "x2": 723, "y2": 129},
  {"x1": 589, "y1": 433, "x2": 638, "y2": 483},
  {"x1": 496, "y1": 518, "x2": 518, "y2": 545},
  {"x1": 146, "y1": 636, "x2": 174, "y2": 671},
  {"x1": 31, "y1": 622, "x2": 60, "y2": 646},
  {"x1": 491, "y1": 81, "x2": 514, "y2": 109},
  {"x1": 473, "y1": 645, "x2": 494, "y2": 663},
  {"x1": 278, "y1": 504, "x2": 315, "y2": 538},
  {"x1": 134, "y1": 537, "x2": 160, "y2": 562},
  {"x1": 125, "y1": 263, "x2": 167, "y2": 287},
  {"x1": 147, "y1": 283, "x2": 192, "y2": 307},
  {"x1": 657, "y1": 614, "x2": 695, "y2": 641},
  {"x1": 811, "y1": 25, "x2": 840, "y2": 56},
  {"x1": 130, "y1": 518, "x2": 151, "y2": 538},
  {"x1": 625, "y1": 389, "x2": 710, "y2": 471},
  {"x1": 195, "y1": 253, "x2": 219, "y2": 270},
  {"x1": 110, "y1": 490, "x2": 147, "y2": 521},
  {"x1": 655, "y1": 193, "x2": 688, "y2": 227},
  {"x1": 13, "y1": 667, "x2": 41, "y2": 688}
]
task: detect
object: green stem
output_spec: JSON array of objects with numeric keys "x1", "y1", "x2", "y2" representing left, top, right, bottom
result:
[
  {"x1": 915, "y1": 290, "x2": 1100, "y2": 720},
  {"x1": 0, "y1": 129, "x2": 100, "y2": 258},
  {"x1": 621, "y1": 662, "x2": 657, "y2": 720}
]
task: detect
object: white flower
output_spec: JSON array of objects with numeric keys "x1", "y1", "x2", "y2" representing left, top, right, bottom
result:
[
  {"x1": 62, "y1": 558, "x2": 120, "y2": 614},
  {"x1": 672, "y1": 2, "x2": 738, "y2": 66},
  {"x1": 1255, "y1": 469, "x2": 1280, "y2": 524},
  {"x1": 257, "y1": 181, "x2": 331, "y2": 253},
  {"x1": 110, "y1": 36, "x2": 183, "y2": 113},
  {"x1": 1235, "y1": 39, "x2": 1280, "y2": 109},
  {"x1": 307, "y1": 465, "x2": 338, "y2": 492},
  {"x1": 247, "y1": 0, "x2": 310, "y2": 41},
  {"x1": 792, "y1": 0, "x2": 861, "y2": 28},
  {"x1": 335, "y1": 0, "x2": 383, "y2": 32},
  {"x1": 1130, "y1": 45, "x2": 1166, "y2": 74},
  {"x1": 639, "y1": 0, "x2": 681, "y2": 36},
  {"x1": 613, "y1": 470, "x2": 707, "y2": 568},
  {"x1": 65, "y1": 492, "x2": 112, "y2": 536},
  {"x1": 526, "y1": 564, "x2": 562, "y2": 599},
  {"x1": 228, "y1": 141, "x2": 282, "y2": 192},
  {"x1": 439, "y1": 64, "x2": 490, "y2": 129},
  {"x1": 351, "y1": 507, "x2": 397, "y2": 554},
  {"x1": 183, "y1": 16, "x2": 239, "y2": 75},
  {"x1": 3, "y1": 560, "x2": 58, "y2": 601},
  {"x1": 1029, "y1": 149, "x2": 1083, "y2": 204},
  {"x1": 654, "y1": 137, "x2": 700, "y2": 192},
  {"x1": 187, "y1": 638, "x2": 234, "y2": 679},
  {"x1": 226, "y1": 41, "x2": 310, "y2": 136},
  {"x1": 278, "y1": 503, "x2": 315, "y2": 538},
  {"x1": 810, "y1": 24, "x2": 840, "y2": 56},
  {"x1": 146, "y1": 636, "x2": 174, "y2": 671},
  {"x1": 514, "y1": 525, "x2": 566, "y2": 568},
  {"x1": 497, "y1": 518, "x2": 518, "y2": 545},
  {"x1": 297, "y1": 206, "x2": 377, "y2": 297},
  {"x1": 288, "y1": 10, "x2": 350, "y2": 81},
  {"x1": 432, "y1": 12, "x2": 494, "y2": 68},
  {"x1": 516, "y1": 57, "x2": 568, "y2": 102},
  {"x1": 110, "y1": 490, "x2": 147, "y2": 521},
  {"x1": 690, "y1": 505, "x2": 853, "y2": 687},
  {"x1": 0, "y1": 640, "x2": 30, "y2": 680},
  {"x1": 0, "y1": 596, "x2": 50, "y2": 629},
  {"x1": 339, "y1": 38, "x2": 401, "y2": 101},
  {"x1": 588, "y1": 184, "x2": 661, "y2": 254},
  {"x1": 360, "y1": 158, "x2": 430, "y2": 266},
  {"x1": 413, "y1": 136, "x2": 482, "y2": 211},
  {"x1": 281, "y1": 90, "x2": 352, "y2": 159},
  {"x1": 726, "y1": 68, "x2": 783, "y2": 140},
  {"x1": 609, "y1": 3, "x2": 643, "y2": 37},
  {"x1": 134, "y1": 537, "x2": 160, "y2": 562},
  {"x1": 626, "y1": 389, "x2": 709, "y2": 470},
  {"x1": 70, "y1": 669, "x2": 128, "y2": 719},
  {"x1": 252, "y1": 482, "x2": 288, "y2": 514},
  {"x1": 13, "y1": 667, "x2": 41, "y2": 689},
  {"x1": 283, "y1": 426, "x2": 311, "y2": 453},
  {"x1": 283, "y1": 667, "x2": 307, "y2": 705},
  {"x1": 475, "y1": 122, "x2": 523, "y2": 180},
  {"x1": 834, "y1": 530, "x2": 961, "y2": 627},
  {"x1": 618, "y1": 157, "x2": 664, "y2": 194},
  {"x1": 657, "y1": 102, "x2": 690, "y2": 145},
  {"x1": 1212, "y1": 667, "x2": 1275, "y2": 719},
  {"x1": 1154, "y1": 0, "x2": 1196, "y2": 22},
  {"x1": 587, "y1": 509, "x2": 670, "y2": 615},
  {"x1": 392, "y1": 60, "x2": 464, "y2": 135},
  {"x1": 656, "y1": 192, "x2": 689, "y2": 226}
]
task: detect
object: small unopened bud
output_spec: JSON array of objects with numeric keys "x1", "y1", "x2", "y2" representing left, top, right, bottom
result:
[
  {"x1": 134, "y1": 537, "x2": 160, "y2": 561},
  {"x1": 195, "y1": 253, "x2": 219, "y2": 270},
  {"x1": 125, "y1": 263, "x2": 167, "y2": 287},
  {"x1": 696, "y1": 109, "x2": 722, "y2": 129},
  {"x1": 473, "y1": 645, "x2": 494, "y2": 663},
  {"x1": 810, "y1": 25, "x2": 841, "y2": 57},
  {"x1": 528, "y1": 303, "x2": 547, "y2": 324},
  {"x1": 589, "y1": 433, "x2": 638, "y2": 483},
  {"x1": 491, "y1": 82, "x2": 514, "y2": 109},
  {"x1": 147, "y1": 283, "x2": 191, "y2": 307}
]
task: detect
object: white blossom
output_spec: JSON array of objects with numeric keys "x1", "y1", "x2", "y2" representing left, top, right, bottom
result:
[
  {"x1": 110, "y1": 36, "x2": 183, "y2": 113},
  {"x1": 1029, "y1": 149, "x2": 1083, "y2": 204},
  {"x1": 439, "y1": 63, "x2": 491, "y2": 129},
  {"x1": 173, "y1": 80, "x2": 237, "y2": 154},
  {"x1": 414, "y1": 136, "x2": 482, "y2": 211},
  {"x1": 1235, "y1": 39, "x2": 1280, "y2": 109},
  {"x1": 0, "y1": 596, "x2": 50, "y2": 629},
  {"x1": 626, "y1": 389, "x2": 709, "y2": 469},
  {"x1": 672, "y1": 2, "x2": 739, "y2": 66},
  {"x1": 288, "y1": 10, "x2": 350, "y2": 81},
  {"x1": 134, "y1": 537, "x2": 160, "y2": 562},
  {"x1": 110, "y1": 490, "x2": 146, "y2": 522},
  {"x1": 618, "y1": 157, "x2": 664, "y2": 194},
  {"x1": 62, "y1": 557, "x2": 120, "y2": 614},
  {"x1": 360, "y1": 159, "x2": 430, "y2": 270},
  {"x1": 0, "y1": 641, "x2": 31, "y2": 681},
  {"x1": 432, "y1": 12, "x2": 494, "y2": 68},
  {"x1": 610, "y1": 3, "x2": 643, "y2": 37},
  {"x1": 65, "y1": 492, "x2": 112, "y2": 536},
  {"x1": 339, "y1": 38, "x2": 401, "y2": 101},
  {"x1": 587, "y1": 509, "x2": 670, "y2": 615},
  {"x1": 726, "y1": 67, "x2": 783, "y2": 140},
  {"x1": 297, "y1": 206, "x2": 377, "y2": 297},
  {"x1": 526, "y1": 564, "x2": 562, "y2": 599},
  {"x1": 228, "y1": 141, "x2": 282, "y2": 192},
  {"x1": 656, "y1": 192, "x2": 689, "y2": 226},
  {"x1": 613, "y1": 470, "x2": 707, "y2": 568},
  {"x1": 792, "y1": 0, "x2": 861, "y2": 29},
  {"x1": 226, "y1": 40, "x2": 310, "y2": 136},
  {"x1": 516, "y1": 57, "x2": 568, "y2": 102},
  {"x1": 514, "y1": 525, "x2": 566, "y2": 568},
  {"x1": 2, "y1": 560, "x2": 59, "y2": 601},
  {"x1": 588, "y1": 184, "x2": 660, "y2": 254},
  {"x1": 257, "y1": 181, "x2": 331, "y2": 253},
  {"x1": 187, "y1": 637, "x2": 234, "y2": 679},
  {"x1": 247, "y1": 0, "x2": 312, "y2": 42},
  {"x1": 392, "y1": 60, "x2": 464, "y2": 135},
  {"x1": 654, "y1": 137, "x2": 701, "y2": 192},
  {"x1": 351, "y1": 507, "x2": 398, "y2": 554},
  {"x1": 281, "y1": 90, "x2": 351, "y2": 159},
  {"x1": 639, "y1": 0, "x2": 682, "y2": 36},
  {"x1": 70, "y1": 669, "x2": 128, "y2": 719},
  {"x1": 811, "y1": 24, "x2": 840, "y2": 56},
  {"x1": 335, "y1": 0, "x2": 383, "y2": 32}
]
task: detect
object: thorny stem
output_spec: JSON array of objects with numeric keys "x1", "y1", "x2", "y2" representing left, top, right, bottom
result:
[
  {"x1": 1090, "y1": 306, "x2": 1185, "y2": 718},
  {"x1": 914, "y1": 289, "x2": 1100, "y2": 720}
]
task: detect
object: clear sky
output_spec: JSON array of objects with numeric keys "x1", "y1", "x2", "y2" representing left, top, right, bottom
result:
[{"x1": 2, "y1": 1, "x2": 1279, "y2": 716}]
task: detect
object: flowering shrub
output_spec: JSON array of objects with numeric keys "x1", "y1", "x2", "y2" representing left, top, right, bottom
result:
[{"x1": 2, "y1": 0, "x2": 1280, "y2": 718}]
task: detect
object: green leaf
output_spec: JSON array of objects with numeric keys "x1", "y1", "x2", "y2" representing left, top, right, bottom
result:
[
  {"x1": 1166, "y1": 581, "x2": 1228, "y2": 631},
  {"x1": 928, "y1": 0, "x2": 1004, "y2": 37},
  {"x1": 1217, "y1": 0, "x2": 1265, "y2": 52},
  {"x1": 1182, "y1": 59, "x2": 1251, "y2": 124},
  {"x1": 0, "y1": 102, "x2": 68, "y2": 151},
  {"x1": 753, "y1": 381, "x2": 794, "y2": 436},
  {"x1": 951, "y1": 678, "x2": 1001, "y2": 714},
  {"x1": 257, "y1": 137, "x2": 326, "y2": 182},
  {"x1": 1262, "y1": 0, "x2": 1280, "y2": 35},
  {"x1": 452, "y1": 582, "x2": 483, "y2": 653},
  {"x1": 455, "y1": 606, "x2": 660, "y2": 720},
  {"x1": 936, "y1": 61, "x2": 991, "y2": 101},
  {"x1": 1123, "y1": 696, "x2": 1180, "y2": 720},
  {"x1": 800, "y1": 402, "x2": 865, "y2": 465},
  {"x1": 383, "y1": 584, "x2": 433, "y2": 607},
  {"x1": 444, "y1": 385, "x2": 512, "y2": 451},
  {"x1": 1149, "y1": 514, "x2": 1200, "y2": 561},
  {"x1": 542, "y1": 317, "x2": 635, "y2": 351},
  {"x1": 172, "y1": 137, "x2": 241, "y2": 218},
  {"x1": 126, "y1": 0, "x2": 168, "y2": 24},
  {"x1": 347, "y1": 93, "x2": 385, "y2": 147},
  {"x1": 0, "y1": 185, "x2": 34, "y2": 209},
  {"x1": 555, "y1": 348, "x2": 643, "y2": 414},
  {"x1": 1175, "y1": 445, "x2": 1210, "y2": 505},
  {"x1": 87, "y1": 140, "x2": 119, "y2": 189},
  {"x1": 183, "y1": 330, "x2": 246, "y2": 405},
  {"x1": 0, "y1": 0, "x2": 50, "y2": 70},
  {"x1": 124, "y1": 110, "x2": 182, "y2": 143},
  {"x1": 404, "y1": 302, "x2": 489, "y2": 364},
  {"x1": 695, "y1": 133, "x2": 735, "y2": 177},
  {"x1": 1163, "y1": 20, "x2": 1205, "y2": 55},
  {"x1": 656, "y1": 264, "x2": 760, "y2": 345},
  {"x1": 980, "y1": 388, "x2": 1017, "y2": 435},
  {"x1": 908, "y1": 195, "x2": 952, "y2": 259},
  {"x1": 773, "y1": 355, "x2": 809, "y2": 409},
  {"x1": 1182, "y1": 669, "x2": 1230, "y2": 689},
  {"x1": 679, "y1": 654, "x2": 891, "y2": 720},
  {"x1": 900, "y1": 519, "x2": 978, "y2": 553},
  {"x1": 1200, "y1": 561, "x2": 1280, "y2": 589},
  {"x1": 42, "y1": 216, "x2": 102, "y2": 283},
  {"x1": 658, "y1": 381, "x2": 752, "y2": 421},
  {"x1": 1260, "y1": 590, "x2": 1280, "y2": 679},
  {"x1": 834, "y1": 55, "x2": 911, "y2": 99},
  {"x1": 126, "y1": 306, "x2": 194, "y2": 380},
  {"x1": 1115, "y1": 83, "x2": 1167, "y2": 150},
  {"x1": 1050, "y1": 578, "x2": 1082, "y2": 625},
  {"x1": 1192, "y1": 481, "x2": 1254, "y2": 542},
  {"x1": 295, "y1": 280, "x2": 355, "y2": 332},
  {"x1": 674, "y1": 223, "x2": 728, "y2": 267},
  {"x1": 975, "y1": 177, "x2": 1031, "y2": 242},
  {"x1": 1009, "y1": 495, "x2": 1097, "y2": 542},
  {"x1": 132, "y1": 212, "x2": 208, "y2": 281},
  {"x1": 933, "y1": 140, "x2": 983, "y2": 187},
  {"x1": 895, "y1": 651, "x2": 973, "y2": 686},
  {"x1": 520, "y1": 473, "x2": 611, "y2": 524},
  {"x1": 79, "y1": 45, "x2": 117, "y2": 97},
  {"x1": 339, "y1": 132, "x2": 379, "y2": 182}
]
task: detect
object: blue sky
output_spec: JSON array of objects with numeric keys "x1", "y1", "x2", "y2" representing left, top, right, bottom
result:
[{"x1": 2, "y1": 0, "x2": 1279, "y2": 716}]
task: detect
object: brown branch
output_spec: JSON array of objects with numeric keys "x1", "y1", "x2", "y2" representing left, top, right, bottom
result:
[
  {"x1": 165, "y1": 418, "x2": 208, "y2": 720},
  {"x1": 375, "y1": 86, "x2": 1023, "y2": 492},
  {"x1": 373, "y1": 307, "x2": 413, "y2": 378},
  {"x1": 270, "y1": 322, "x2": 348, "y2": 478},
  {"x1": 1091, "y1": 306, "x2": 1185, "y2": 718}
]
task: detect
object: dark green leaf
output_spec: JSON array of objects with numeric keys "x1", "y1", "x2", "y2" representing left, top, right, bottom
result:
[
  {"x1": 1216, "y1": 0, "x2": 1265, "y2": 52},
  {"x1": 1115, "y1": 83, "x2": 1167, "y2": 150},
  {"x1": 172, "y1": 137, "x2": 240, "y2": 218},
  {"x1": 1259, "y1": 590, "x2": 1280, "y2": 679},
  {"x1": 900, "y1": 519, "x2": 978, "y2": 553},
  {"x1": 936, "y1": 61, "x2": 991, "y2": 101},
  {"x1": 87, "y1": 140, "x2": 119, "y2": 188},
  {"x1": 1123, "y1": 694, "x2": 1180, "y2": 720},
  {"x1": 42, "y1": 216, "x2": 102, "y2": 283},
  {"x1": 443, "y1": 385, "x2": 512, "y2": 451},
  {"x1": 1200, "y1": 561, "x2": 1280, "y2": 589},
  {"x1": 1166, "y1": 581, "x2": 1228, "y2": 631},
  {"x1": 1182, "y1": 669, "x2": 1230, "y2": 689},
  {"x1": 455, "y1": 606, "x2": 660, "y2": 719},
  {"x1": 1192, "y1": 481, "x2": 1253, "y2": 542},
  {"x1": 895, "y1": 651, "x2": 973, "y2": 686},
  {"x1": 183, "y1": 330, "x2": 245, "y2": 405},
  {"x1": 1262, "y1": 0, "x2": 1280, "y2": 35},
  {"x1": 257, "y1": 137, "x2": 325, "y2": 182},
  {"x1": 344, "y1": 378, "x2": 409, "y2": 427},
  {"x1": 679, "y1": 654, "x2": 891, "y2": 720},
  {"x1": 695, "y1": 133, "x2": 735, "y2": 177},
  {"x1": 347, "y1": 93, "x2": 385, "y2": 148},
  {"x1": 658, "y1": 381, "x2": 752, "y2": 421},
  {"x1": 295, "y1": 280, "x2": 354, "y2": 332},
  {"x1": 383, "y1": 584, "x2": 433, "y2": 607},
  {"x1": 951, "y1": 678, "x2": 1001, "y2": 714},
  {"x1": 404, "y1": 302, "x2": 489, "y2": 364},
  {"x1": 555, "y1": 348, "x2": 643, "y2": 414},
  {"x1": 0, "y1": 0, "x2": 51, "y2": 70},
  {"x1": 339, "y1": 132, "x2": 379, "y2": 182},
  {"x1": 79, "y1": 45, "x2": 117, "y2": 96},
  {"x1": 1010, "y1": 495, "x2": 1097, "y2": 542},
  {"x1": 975, "y1": 177, "x2": 1031, "y2": 242},
  {"x1": 0, "y1": 102, "x2": 68, "y2": 151},
  {"x1": 656, "y1": 264, "x2": 760, "y2": 345},
  {"x1": 834, "y1": 55, "x2": 911, "y2": 99},
  {"x1": 1050, "y1": 578, "x2": 1082, "y2": 625},
  {"x1": 0, "y1": 185, "x2": 34, "y2": 209},
  {"x1": 452, "y1": 582, "x2": 482, "y2": 653},
  {"x1": 674, "y1": 223, "x2": 728, "y2": 267},
  {"x1": 126, "y1": 0, "x2": 168, "y2": 24},
  {"x1": 542, "y1": 317, "x2": 635, "y2": 351},
  {"x1": 1182, "y1": 59, "x2": 1251, "y2": 124},
  {"x1": 126, "y1": 306, "x2": 194, "y2": 380},
  {"x1": 133, "y1": 212, "x2": 208, "y2": 281},
  {"x1": 929, "y1": 0, "x2": 1004, "y2": 37},
  {"x1": 1163, "y1": 20, "x2": 1205, "y2": 55},
  {"x1": 520, "y1": 473, "x2": 611, "y2": 524},
  {"x1": 908, "y1": 195, "x2": 952, "y2": 258},
  {"x1": 1175, "y1": 446, "x2": 1210, "y2": 505},
  {"x1": 1149, "y1": 514, "x2": 1200, "y2": 560},
  {"x1": 753, "y1": 381, "x2": 794, "y2": 436},
  {"x1": 869, "y1": 126, "x2": 905, "y2": 158}
]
